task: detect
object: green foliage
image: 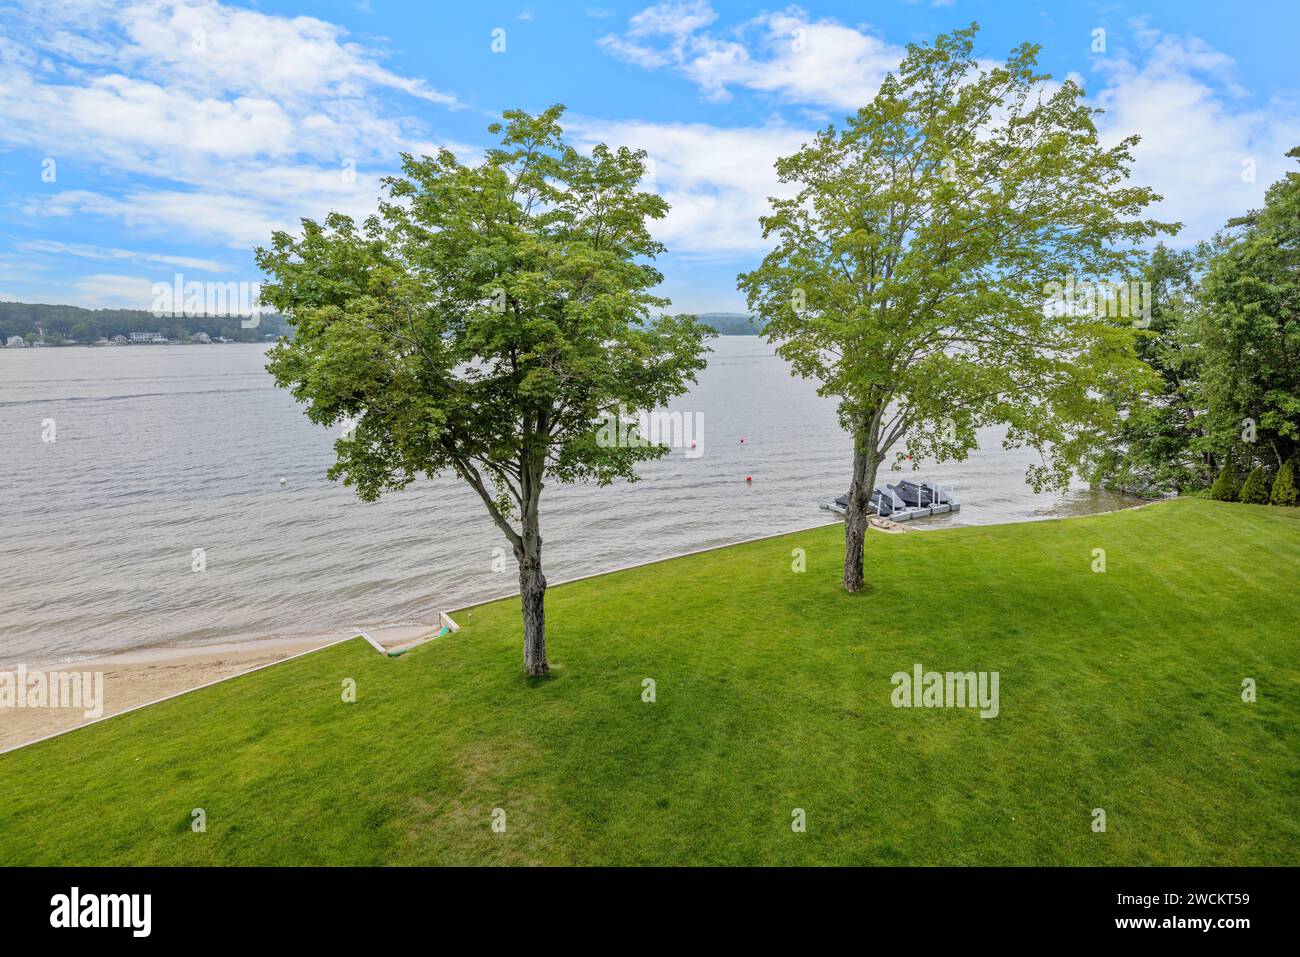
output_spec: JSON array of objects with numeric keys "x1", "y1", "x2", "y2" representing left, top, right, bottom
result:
[
  {"x1": 1239, "y1": 466, "x2": 1271, "y2": 504},
  {"x1": 259, "y1": 105, "x2": 711, "y2": 509},
  {"x1": 2, "y1": 500, "x2": 1298, "y2": 866},
  {"x1": 1209, "y1": 463, "x2": 1238, "y2": 501},
  {"x1": 1096, "y1": 148, "x2": 1300, "y2": 493},
  {"x1": 1198, "y1": 146, "x2": 1300, "y2": 469},
  {"x1": 739, "y1": 24, "x2": 1172, "y2": 505},
  {"x1": 1271, "y1": 461, "x2": 1298, "y2": 506},
  {"x1": 256, "y1": 106, "x2": 712, "y2": 669},
  {"x1": 1093, "y1": 244, "x2": 1215, "y2": 495}
]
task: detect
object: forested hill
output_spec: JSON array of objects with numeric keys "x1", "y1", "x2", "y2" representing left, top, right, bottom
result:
[
  {"x1": 694, "y1": 312, "x2": 763, "y2": 335},
  {"x1": 1, "y1": 300, "x2": 757, "y2": 343},
  {"x1": 0, "y1": 301, "x2": 289, "y2": 343}
]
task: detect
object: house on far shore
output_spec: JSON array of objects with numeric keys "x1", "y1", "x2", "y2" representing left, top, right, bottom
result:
[
  {"x1": 111, "y1": 335, "x2": 128, "y2": 345},
  {"x1": 128, "y1": 332, "x2": 167, "y2": 344},
  {"x1": 191, "y1": 332, "x2": 212, "y2": 344},
  {"x1": 6, "y1": 335, "x2": 28, "y2": 347}
]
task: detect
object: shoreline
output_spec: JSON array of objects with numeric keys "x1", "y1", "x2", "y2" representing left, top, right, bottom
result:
[
  {"x1": 0, "y1": 497, "x2": 1168, "y2": 754},
  {"x1": 0, "y1": 634, "x2": 344, "y2": 753}
]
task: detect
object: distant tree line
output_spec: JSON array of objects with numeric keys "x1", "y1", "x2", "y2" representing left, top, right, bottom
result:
[
  {"x1": 693, "y1": 312, "x2": 763, "y2": 335},
  {"x1": 0, "y1": 301, "x2": 290, "y2": 344}
]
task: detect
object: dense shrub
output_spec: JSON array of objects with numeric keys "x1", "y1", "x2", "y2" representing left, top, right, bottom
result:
[
  {"x1": 1239, "y1": 467, "x2": 1271, "y2": 504},
  {"x1": 1209, "y1": 463, "x2": 1239, "y2": 501},
  {"x1": 1271, "y1": 461, "x2": 1298, "y2": 507}
]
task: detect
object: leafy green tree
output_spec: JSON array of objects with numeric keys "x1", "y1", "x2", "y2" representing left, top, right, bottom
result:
[
  {"x1": 1239, "y1": 466, "x2": 1271, "y2": 504},
  {"x1": 1270, "y1": 461, "x2": 1297, "y2": 506},
  {"x1": 1209, "y1": 462, "x2": 1238, "y2": 501},
  {"x1": 1093, "y1": 243, "x2": 1217, "y2": 494},
  {"x1": 257, "y1": 107, "x2": 711, "y2": 675},
  {"x1": 1199, "y1": 147, "x2": 1300, "y2": 471},
  {"x1": 739, "y1": 25, "x2": 1172, "y2": 591}
]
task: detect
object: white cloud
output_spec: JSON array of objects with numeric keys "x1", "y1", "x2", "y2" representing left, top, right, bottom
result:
[
  {"x1": 601, "y1": 5, "x2": 1300, "y2": 247},
  {"x1": 599, "y1": 3, "x2": 903, "y2": 107},
  {"x1": 70, "y1": 272, "x2": 160, "y2": 309},
  {"x1": 3, "y1": 0, "x2": 1296, "y2": 309},
  {"x1": 570, "y1": 117, "x2": 808, "y2": 256},
  {"x1": 0, "y1": 0, "x2": 465, "y2": 251},
  {"x1": 28, "y1": 0, "x2": 457, "y2": 106},
  {"x1": 15, "y1": 239, "x2": 228, "y2": 272},
  {"x1": 0, "y1": 253, "x2": 49, "y2": 284},
  {"x1": 0, "y1": 72, "x2": 300, "y2": 165},
  {"x1": 25, "y1": 186, "x2": 369, "y2": 252},
  {"x1": 1091, "y1": 30, "x2": 1300, "y2": 241}
]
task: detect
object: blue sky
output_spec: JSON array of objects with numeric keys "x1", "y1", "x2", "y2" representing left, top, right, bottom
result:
[{"x1": 1, "y1": 0, "x2": 1297, "y2": 314}]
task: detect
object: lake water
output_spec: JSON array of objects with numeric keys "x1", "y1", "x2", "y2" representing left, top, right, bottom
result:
[{"x1": 0, "y1": 337, "x2": 1137, "y2": 664}]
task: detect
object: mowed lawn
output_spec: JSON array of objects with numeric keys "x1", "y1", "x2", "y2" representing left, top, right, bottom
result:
[{"x1": 1, "y1": 498, "x2": 1297, "y2": 866}]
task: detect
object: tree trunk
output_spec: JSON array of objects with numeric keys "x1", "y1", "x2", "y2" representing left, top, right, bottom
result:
[
  {"x1": 843, "y1": 439, "x2": 879, "y2": 593},
  {"x1": 520, "y1": 550, "x2": 547, "y2": 676},
  {"x1": 517, "y1": 498, "x2": 548, "y2": 676}
]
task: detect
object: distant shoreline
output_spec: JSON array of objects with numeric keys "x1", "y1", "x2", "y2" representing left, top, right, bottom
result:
[
  {"x1": 1, "y1": 342, "x2": 275, "y2": 348},
  {"x1": 2, "y1": 333, "x2": 768, "y2": 349}
]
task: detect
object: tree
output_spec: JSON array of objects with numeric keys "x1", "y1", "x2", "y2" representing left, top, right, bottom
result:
[
  {"x1": 1198, "y1": 146, "x2": 1300, "y2": 472},
  {"x1": 1270, "y1": 461, "x2": 1297, "y2": 506},
  {"x1": 1092, "y1": 243, "x2": 1218, "y2": 495},
  {"x1": 1092, "y1": 148, "x2": 1300, "y2": 491},
  {"x1": 1239, "y1": 466, "x2": 1271, "y2": 504},
  {"x1": 1209, "y1": 462, "x2": 1238, "y2": 502},
  {"x1": 739, "y1": 25, "x2": 1173, "y2": 592},
  {"x1": 257, "y1": 106, "x2": 712, "y2": 675}
]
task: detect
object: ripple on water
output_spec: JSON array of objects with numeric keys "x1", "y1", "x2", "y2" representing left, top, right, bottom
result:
[{"x1": 0, "y1": 340, "x2": 1142, "y2": 663}]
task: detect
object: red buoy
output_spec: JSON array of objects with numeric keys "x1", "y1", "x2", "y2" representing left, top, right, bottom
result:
[{"x1": 746, "y1": 475, "x2": 753, "y2": 483}]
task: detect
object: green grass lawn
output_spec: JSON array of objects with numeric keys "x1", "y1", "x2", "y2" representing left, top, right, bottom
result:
[{"x1": 2, "y1": 497, "x2": 1297, "y2": 865}]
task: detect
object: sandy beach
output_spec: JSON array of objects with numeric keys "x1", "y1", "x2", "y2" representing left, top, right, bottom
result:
[{"x1": 0, "y1": 634, "x2": 345, "y2": 753}]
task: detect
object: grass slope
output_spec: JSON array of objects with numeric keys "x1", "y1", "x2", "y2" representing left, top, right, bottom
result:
[{"x1": 1, "y1": 498, "x2": 1297, "y2": 865}]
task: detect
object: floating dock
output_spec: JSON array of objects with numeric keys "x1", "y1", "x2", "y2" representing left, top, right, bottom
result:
[{"x1": 821, "y1": 479, "x2": 960, "y2": 522}]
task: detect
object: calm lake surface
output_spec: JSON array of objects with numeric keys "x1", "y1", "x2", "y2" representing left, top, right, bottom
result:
[{"x1": 0, "y1": 338, "x2": 1137, "y2": 664}]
